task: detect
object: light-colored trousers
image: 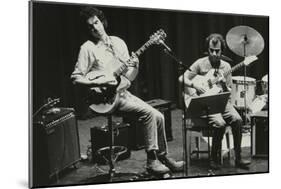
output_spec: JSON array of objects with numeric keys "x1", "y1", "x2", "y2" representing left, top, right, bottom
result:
[{"x1": 116, "y1": 91, "x2": 168, "y2": 155}]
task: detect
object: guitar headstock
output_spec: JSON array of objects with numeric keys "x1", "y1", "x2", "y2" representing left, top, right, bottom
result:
[
  {"x1": 244, "y1": 55, "x2": 258, "y2": 66},
  {"x1": 149, "y1": 29, "x2": 167, "y2": 45}
]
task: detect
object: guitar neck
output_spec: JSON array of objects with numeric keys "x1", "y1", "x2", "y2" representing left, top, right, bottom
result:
[
  {"x1": 114, "y1": 40, "x2": 153, "y2": 77},
  {"x1": 210, "y1": 60, "x2": 245, "y2": 85},
  {"x1": 223, "y1": 60, "x2": 245, "y2": 78}
]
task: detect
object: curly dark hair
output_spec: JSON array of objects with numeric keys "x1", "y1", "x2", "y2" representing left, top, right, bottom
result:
[
  {"x1": 205, "y1": 33, "x2": 226, "y2": 51},
  {"x1": 80, "y1": 6, "x2": 108, "y2": 28}
]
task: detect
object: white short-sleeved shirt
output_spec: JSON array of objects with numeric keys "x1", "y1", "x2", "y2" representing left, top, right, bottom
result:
[{"x1": 188, "y1": 56, "x2": 233, "y2": 88}]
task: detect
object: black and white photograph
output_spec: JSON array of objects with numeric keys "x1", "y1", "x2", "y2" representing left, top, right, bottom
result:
[{"x1": 29, "y1": 0, "x2": 269, "y2": 188}]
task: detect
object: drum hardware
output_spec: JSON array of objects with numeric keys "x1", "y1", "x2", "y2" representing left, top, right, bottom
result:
[
  {"x1": 226, "y1": 25, "x2": 265, "y2": 126},
  {"x1": 226, "y1": 26, "x2": 264, "y2": 57},
  {"x1": 249, "y1": 95, "x2": 267, "y2": 114},
  {"x1": 231, "y1": 76, "x2": 256, "y2": 109},
  {"x1": 247, "y1": 74, "x2": 268, "y2": 114}
]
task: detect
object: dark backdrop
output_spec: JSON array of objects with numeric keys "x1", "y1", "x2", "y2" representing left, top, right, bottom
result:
[{"x1": 32, "y1": 1, "x2": 269, "y2": 113}]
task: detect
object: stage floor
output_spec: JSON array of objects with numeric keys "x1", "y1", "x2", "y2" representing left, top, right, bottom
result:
[{"x1": 49, "y1": 109, "x2": 269, "y2": 187}]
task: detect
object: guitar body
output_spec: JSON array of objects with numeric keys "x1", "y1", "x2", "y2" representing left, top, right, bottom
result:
[
  {"x1": 86, "y1": 71, "x2": 131, "y2": 114},
  {"x1": 184, "y1": 69, "x2": 223, "y2": 107},
  {"x1": 184, "y1": 55, "x2": 258, "y2": 108}
]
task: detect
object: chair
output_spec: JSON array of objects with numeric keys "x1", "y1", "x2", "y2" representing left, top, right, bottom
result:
[
  {"x1": 187, "y1": 118, "x2": 232, "y2": 165},
  {"x1": 183, "y1": 92, "x2": 231, "y2": 171}
]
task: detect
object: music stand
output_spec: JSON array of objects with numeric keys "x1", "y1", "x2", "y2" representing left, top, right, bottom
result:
[{"x1": 184, "y1": 92, "x2": 230, "y2": 176}]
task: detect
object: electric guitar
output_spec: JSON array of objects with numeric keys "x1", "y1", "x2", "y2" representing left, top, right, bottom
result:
[
  {"x1": 184, "y1": 55, "x2": 258, "y2": 108},
  {"x1": 85, "y1": 29, "x2": 167, "y2": 114}
]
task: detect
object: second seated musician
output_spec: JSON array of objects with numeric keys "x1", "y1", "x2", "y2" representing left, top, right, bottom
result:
[
  {"x1": 179, "y1": 33, "x2": 251, "y2": 169},
  {"x1": 71, "y1": 6, "x2": 184, "y2": 175}
]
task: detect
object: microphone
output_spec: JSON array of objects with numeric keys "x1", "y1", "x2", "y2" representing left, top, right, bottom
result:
[{"x1": 159, "y1": 40, "x2": 172, "y2": 52}]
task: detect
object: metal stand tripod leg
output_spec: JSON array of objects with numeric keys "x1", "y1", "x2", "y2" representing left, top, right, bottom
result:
[{"x1": 108, "y1": 114, "x2": 115, "y2": 181}]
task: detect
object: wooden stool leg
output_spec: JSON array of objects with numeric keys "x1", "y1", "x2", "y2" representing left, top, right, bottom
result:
[
  {"x1": 195, "y1": 136, "x2": 200, "y2": 159},
  {"x1": 226, "y1": 132, "x2": 231, "y2": 161},
  {"x1": 219, "y1": 147, "x2": 223, "y2": 165}
]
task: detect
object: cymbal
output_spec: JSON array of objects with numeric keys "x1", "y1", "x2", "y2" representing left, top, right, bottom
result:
[{"x1": 226, "y1": 25, "x2": 264, "y2": 57}]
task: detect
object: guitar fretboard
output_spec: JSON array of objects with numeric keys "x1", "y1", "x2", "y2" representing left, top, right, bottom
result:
[
  {"x1": 223, "y1": 61, "x2": 245, "y2": 78},
  {"x1": 114, "y1": 40, "x2": 153, "y2": 77},
  {"x1": 210, "y1": 59, "x2": 250, "y2": 85}
]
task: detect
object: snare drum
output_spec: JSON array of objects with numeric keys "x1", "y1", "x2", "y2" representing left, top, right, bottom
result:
[
  {"x1": 231, "y1": 76, "x2": 256, "y2": 108},
  {"x1": 261, "y1": 74, "x2": 268, "y2": 94}
]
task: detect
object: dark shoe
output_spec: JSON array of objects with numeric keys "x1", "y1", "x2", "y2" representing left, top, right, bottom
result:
[
  {"x1": 159, "y1": 157, "x2": 184, "y2": 172},
  {"x1": 210, "y1": 160, "x2": 221, "y2": 170},
  {"x1": 146, "y1": 159, "x2": 170, "y2": 174},
  {"x1": 235, "y1": 159, "x2": 251, "y2": 170}
]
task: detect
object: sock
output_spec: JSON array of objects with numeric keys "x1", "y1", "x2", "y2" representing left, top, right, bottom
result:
[{"x1": 147, "y1": 150, "x2": 157, "y2": 160}]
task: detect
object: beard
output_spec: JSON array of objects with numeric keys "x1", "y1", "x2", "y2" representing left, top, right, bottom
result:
[{"x1": 209, "y1": 55, "x2": 221, "y2": 68}]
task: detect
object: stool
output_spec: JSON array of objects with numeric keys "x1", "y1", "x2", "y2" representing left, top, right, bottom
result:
[
  {"x1": 86, "y1": 114, "x2": 139, "y2": 182},
  {"x1": 90, "y1": 120, "x2": 131, "y2": 164},
  {"x1": 96, "y1": 146, "x2": 128, "y2": 165}
]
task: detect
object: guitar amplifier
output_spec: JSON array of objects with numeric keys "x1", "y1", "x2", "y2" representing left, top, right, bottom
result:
[
  {"x1": 32, "y1": 108, "x2": 81, "y2": 187},
  {"x1": 251, "y1": 111, "x2": 269, "y2": 158},
  {"x1": 123, "y1": 99, "x2": 173, "y2": 150}
]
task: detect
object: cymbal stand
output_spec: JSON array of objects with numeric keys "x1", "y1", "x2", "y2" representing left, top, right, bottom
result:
[
  {"x1": 226, "y1": 25, "x2": 265, "y2": 125},
  {"x1": 242, "y1": 35, "x2": 249, "y2": 126}
]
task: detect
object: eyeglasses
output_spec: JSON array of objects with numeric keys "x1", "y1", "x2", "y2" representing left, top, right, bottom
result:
[{"x1": 209, "y1": 48, "x2": 221, "y2": 54}]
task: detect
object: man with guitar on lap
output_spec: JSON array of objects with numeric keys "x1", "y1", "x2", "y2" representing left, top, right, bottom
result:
[
  {"x1": 71, "y1": 6, "x2": 183, "y2": 175},
  {"x1": 179, "y1": 33, "x2": 251, "y2": 170}
]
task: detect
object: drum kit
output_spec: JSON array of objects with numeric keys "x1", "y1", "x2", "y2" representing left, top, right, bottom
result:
[{"x1": 226, "y1": 25, "x2": 268, "y2": 115}]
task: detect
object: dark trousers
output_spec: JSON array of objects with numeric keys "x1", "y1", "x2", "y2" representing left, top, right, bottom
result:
[{"x1": 211, "y1": 119, "x2": 243, "y2": 162}]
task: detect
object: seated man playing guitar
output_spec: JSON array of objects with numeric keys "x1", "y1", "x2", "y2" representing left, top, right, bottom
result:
[
  {"x1": 71, "y1": 6, "x2": 183, "y2": 175},
  {"x1": 179, "y1": 33, "x2": 251, "y2": 170}
]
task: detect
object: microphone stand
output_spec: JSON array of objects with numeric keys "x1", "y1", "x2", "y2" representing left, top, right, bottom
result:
[{"x1": 162, "y1": 49, "x2": 189, "y2": 177}]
